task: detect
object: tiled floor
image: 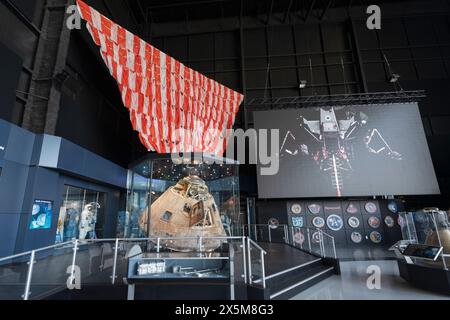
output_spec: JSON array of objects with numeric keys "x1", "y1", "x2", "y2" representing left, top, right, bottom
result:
[{"x1": 291, "y1": 260, "x2": 450, "y2": 300}]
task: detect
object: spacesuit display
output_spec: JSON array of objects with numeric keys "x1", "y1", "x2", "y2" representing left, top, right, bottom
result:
[
  {"x1": 64, "y1": 207, "x2": 80, "y2": 241},
  {"x1": 79, "y1": 202, "x2": 100, "y2": 240}
]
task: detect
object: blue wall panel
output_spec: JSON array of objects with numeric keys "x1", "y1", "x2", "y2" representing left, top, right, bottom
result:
[
  {"x1": 0, "y1": 161, "x2": 29, "y2": 214},
  {"x1": 0, "y1": 213, "x2": 21, "y2": 257}
]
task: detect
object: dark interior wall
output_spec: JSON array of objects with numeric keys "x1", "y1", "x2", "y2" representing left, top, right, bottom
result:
[
  {"x1": 353, "y1": 14, "x2": 450, "y2": 207},
  {"x1": 0, "y1": 0, "x2": 147, "y2": 167},
  {"x1": 0, "y1": 0, "x2": 43, "y2": 125},
  {"x1": 1, "y1": 0, "x2": 449, "y2": 206},
  {"x1": 56, "y1": 30, "x2": 146, "y2": 167},
  {"x1": 146, "y1": 2, "x2": 450, "y2": 206}
]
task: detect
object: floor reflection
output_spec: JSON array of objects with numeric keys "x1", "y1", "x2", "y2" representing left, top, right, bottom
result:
[{"x1": 291, "y1": 260, "x2": 450, "y2": 300}]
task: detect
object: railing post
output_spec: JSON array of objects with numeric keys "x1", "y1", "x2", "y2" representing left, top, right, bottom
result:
[
  {"x1": 111, "y1": 239, "x2": 119, "y2": 285},
  {"x1": 260, "y1": 251, "x2": 266, "y2": 289},
  {"x1": 291, "y1": 227, "x2": 295, "y2": 247},
  {"x1": 241, "y1": 237, "x2": 247, "y2": 284},
  {"x1": 284, "y1": 225, "x2": 288, "y2": 244},
  {"x1": 307, "y1": 228, "x2": 312, "y2": 253},
  {"x1": 431, "y1": 212, "x2": 448, "y2": 270},
  {"x1": 22, "y1": 250, "x2": 36, "y2": 300},
  {"x1": 319, "y1": 230, "x2": 324, "y2": 257},
  {"x1": 332, "y1": 237, "x2": 337, "y2": 260},
  {"x1": 268, "y1": 225, "x2": 272, "y2": 243},
  {"x1": 254, "y1": 225, "x2": 258, "y2": 242},
  {"x1": 247, "y1": 237, "x2": 252, "y2": 284},
  {"x1": 156, "y1": 238, "x2": 161, "y2": 253},
  {"x1": 199, "y1": 237, "x2": 203, "y2": 252},
  {"x1": 68, "y1": 239, "x2": 79, "y2": 289}
]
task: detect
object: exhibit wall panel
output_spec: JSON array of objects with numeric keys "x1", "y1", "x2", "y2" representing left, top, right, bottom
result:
[{"x1": 15, "y1": 167, "x2": 124, "y2": 254}]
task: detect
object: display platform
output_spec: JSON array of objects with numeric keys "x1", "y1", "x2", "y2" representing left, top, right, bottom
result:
[
  {"x1": 397, "y1": 259, "x2": 450, "y2": 295},
  {"x1": 125, "y1": 249, "x2": 233, "y2": 300},
  {"x1": 127, "y1": 251, "x2": 230, "y2": 283}
]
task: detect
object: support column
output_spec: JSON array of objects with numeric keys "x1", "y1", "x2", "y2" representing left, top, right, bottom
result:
[{"x1": 21, "y1": 0, "x2": 73, "y2": 134}]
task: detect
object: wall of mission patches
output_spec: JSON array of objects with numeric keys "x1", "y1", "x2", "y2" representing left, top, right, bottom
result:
[{"x1": 286, "y1": 200, "x2": 403, "y2": 246}]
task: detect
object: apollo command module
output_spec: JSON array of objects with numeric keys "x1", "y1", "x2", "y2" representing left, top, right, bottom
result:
[{"x1": 139, "y1": 175, "x2": 227, "y2": 252}]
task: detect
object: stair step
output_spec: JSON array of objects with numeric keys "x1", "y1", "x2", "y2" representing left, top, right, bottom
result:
[
  {"x1": 269, "y1": 264, "x2": 329, "y2": 293},
  {"x1": 269, "y1": 266, "x2": 335, "y2": 300},
  {"x1": 251, "y1": 258, "x2": 322, "y2": 286},
  {"x1": 265, "y1": 258, "x2": 323, "y2": 285}
]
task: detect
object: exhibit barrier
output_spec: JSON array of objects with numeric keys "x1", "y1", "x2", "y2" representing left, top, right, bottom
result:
[
  {"x1": 0, "y1": 236, "x2": 266, "y2": 300},
  {"x1": 399, "y1": 210, "x2": 449, "y2": 271},
  {"x1": 242, "y1": 224, "x2": 337, "y2": 259}
]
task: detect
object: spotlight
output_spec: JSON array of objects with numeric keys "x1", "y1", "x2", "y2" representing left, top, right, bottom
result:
[
  {"x1": 299, "y1": 80, "x2": 307, "y2": 89},
  {"x1": 388, "y1": 73, "x2": 400, "y2": 83}
]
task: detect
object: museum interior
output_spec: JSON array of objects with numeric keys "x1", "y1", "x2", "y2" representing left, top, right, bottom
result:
[{"x1": 0, "y1": 0, "x2": 450, "y2": 301}]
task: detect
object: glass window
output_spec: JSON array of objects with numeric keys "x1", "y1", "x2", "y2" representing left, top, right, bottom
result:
[
  {"x1": 55, "y1": 185, "x2": 105, "y2": 243},
  {"x1": 123, "y1": 156, "x2": 241, "y2": 246}
]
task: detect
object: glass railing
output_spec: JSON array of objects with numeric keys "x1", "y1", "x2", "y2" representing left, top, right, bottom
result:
[
  {"x1": 0, "y1": 236, "x2": 266, "y2": 300},
  {"x1": 242, "y1": 224, "x2": 337, "y2": 259}
]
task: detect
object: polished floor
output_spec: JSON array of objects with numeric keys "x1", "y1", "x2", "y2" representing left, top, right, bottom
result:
[
  {"x1": 291, "y1": 260, "x2": 450, "y2": 300},
  {"x1": 258, "y1": 243, "x2": 321, "y2": 276}
]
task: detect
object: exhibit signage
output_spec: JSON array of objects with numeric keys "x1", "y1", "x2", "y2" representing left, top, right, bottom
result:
[{"x1": 29, "y1": 199, "x2": 53, "y2": 230}]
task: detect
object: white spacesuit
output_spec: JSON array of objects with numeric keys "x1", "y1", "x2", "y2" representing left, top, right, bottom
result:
[{"x1": 79, "y1": 202, "x2": 100, "y2": 240}]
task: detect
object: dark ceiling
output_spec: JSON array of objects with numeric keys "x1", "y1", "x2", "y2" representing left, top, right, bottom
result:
[{"x1": 125, "y1": 0, "x2": 419, "y2": 24}]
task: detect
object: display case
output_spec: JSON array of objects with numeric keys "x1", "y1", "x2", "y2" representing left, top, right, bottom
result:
[
  {"x1": 127, "y1": 252, "x2": 230, "y2": 282},
  {"x1": 120, "y1": 154, "x2": 241, "y2": 250},
  {"x1": 55, "y1": 185, "x2": 105, "y2": 243},
  {"x1": 399, "y1": 208, "x2": 450, "y2": 267}
]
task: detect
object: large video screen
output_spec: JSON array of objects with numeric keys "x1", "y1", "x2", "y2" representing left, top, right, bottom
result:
[{"x1": 254, "y1": 103, "x2": 440, "y2": 198}]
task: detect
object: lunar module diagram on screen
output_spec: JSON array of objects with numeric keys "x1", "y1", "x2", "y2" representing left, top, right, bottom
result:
[{"x1": 280, "y1": 107, "x2": 402, "y2": 197}]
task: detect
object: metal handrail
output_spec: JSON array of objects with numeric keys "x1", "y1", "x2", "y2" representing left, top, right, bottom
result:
[
  {"x1": 0, "y1": 237, "x2": 245, "y2": 262},
  {"x1": 247, "y1": 238, "x2": 267, "y2": 255},
  {"x1": 0, "y1": 236, "x2": 255, "y2": 300},
  {"x1": 0, "y1": 240, "x2": 74, "y2": 263},
  {"x1": 244, "y1": 223, "x2": 337, "y2": 259},
  {"x1": 317, "y1": 228, "x2": 337, "y2": 259},
  {"x1": 246, "y1": 237, "x2": 267, "y2": 289}
]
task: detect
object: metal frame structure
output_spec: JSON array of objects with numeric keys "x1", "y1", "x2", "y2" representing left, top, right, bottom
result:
[{"x1": 246, "y1": 90, "x2": 426, "y2": 109}]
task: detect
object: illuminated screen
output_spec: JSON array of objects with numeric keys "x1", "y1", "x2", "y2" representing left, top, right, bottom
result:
[{"x1": 254, "y1": 103, "x2": 440, "y2": 198}]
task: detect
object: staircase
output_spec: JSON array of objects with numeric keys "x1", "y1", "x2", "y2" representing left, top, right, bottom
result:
[
  {"x1": 246, "y1": 242, "x2": 339, "y2": 300},
  {"x1": 266, "y1": 259, "x2": 336, "y2": 300}
]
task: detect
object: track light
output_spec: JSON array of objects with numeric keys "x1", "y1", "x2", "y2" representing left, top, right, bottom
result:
[
  {"x1": 389, "y1": 73, "x2": 401, "y2": 83},
  {"x1": 299, "y1": 80, "x2": 307, "y2": 89}
]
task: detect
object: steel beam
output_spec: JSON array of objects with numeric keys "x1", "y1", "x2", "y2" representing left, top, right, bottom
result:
[
  {"x1": 266, "y1": 0, "x2": 274, "y2": 25},
  {"x1": 21, "y1": 0, "x2": 73, "y2": 134},
  {"x1": 304, "y1": 0, "x2": 317, "y2": 21},
  {"x1": 320, "y1": 0, "x2": 334, "y2": 20},
  {"x1": 146, "y1": 0, "x2": 228, "y2": 11},
  {"x1": 246, "y1": 90, "x2": 427, "y2": 109},
  {"x1": 283, "y1": 0, "x2": 294, "y2": 24},
  {"x1": 1, "y1": 0, "x2": 41, "y2": 35},
  {"x1": 349, "y1": 18, "x2": 369, "y2": 93}
]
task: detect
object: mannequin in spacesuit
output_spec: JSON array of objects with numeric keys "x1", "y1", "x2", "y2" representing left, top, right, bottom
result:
[{"x1": 79, "y1": 202, "x2": 100, "y2": 240}]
